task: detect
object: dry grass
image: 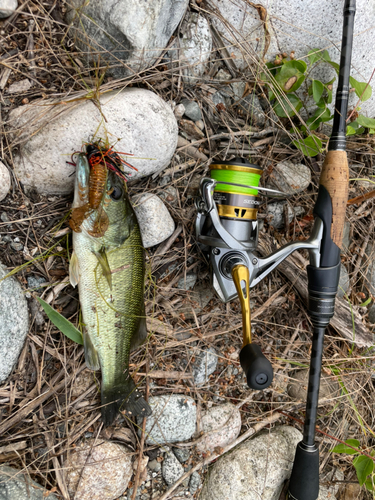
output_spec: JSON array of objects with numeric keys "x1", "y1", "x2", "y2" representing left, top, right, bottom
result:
[{"x1": 0, "y1": 1, "x2": 375, "y2": 499}]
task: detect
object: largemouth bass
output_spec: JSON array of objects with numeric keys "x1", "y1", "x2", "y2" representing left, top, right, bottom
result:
[{"x1": 69, "y1": 149, "x2": 151, "y2": 426}]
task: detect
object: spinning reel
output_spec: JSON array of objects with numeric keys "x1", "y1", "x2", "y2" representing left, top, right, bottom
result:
[{"x1": 196, "y1": 157, "x2": 325, "y2": 390}]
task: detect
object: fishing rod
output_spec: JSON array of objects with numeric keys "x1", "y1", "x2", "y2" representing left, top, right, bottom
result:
[{"x1": 287, "y1": 1, "x2": 355, "y2": 499}]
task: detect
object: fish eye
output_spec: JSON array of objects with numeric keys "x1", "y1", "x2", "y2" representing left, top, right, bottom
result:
[{"x1": 110, "y1": 186, "x2": 123, "y2": 200}]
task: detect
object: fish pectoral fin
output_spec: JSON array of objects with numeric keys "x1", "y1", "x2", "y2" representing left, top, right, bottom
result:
[
  {"x1": 130, "y1": 305, "x2": 148, "y2": 351},
  {"x1": 69, "y1": 250, "x2": 80, "y2": 288},
  {"x1": 93, "y1": 247, "x2": 112, "y2": 290},
  {"x1": 83, "y1": 329, "x2": 100, "y2": 371}
]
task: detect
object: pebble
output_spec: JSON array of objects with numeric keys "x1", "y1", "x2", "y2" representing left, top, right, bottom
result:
[
  {"x1": 0, "y1": 162, "x2": 11, "y2": 201},
  {"x1": 212, "y1": 91, "x2": 231, "y2": 109},
  {"x1": 179, "y1": 119, "x2": 205, "y2": 140},
  {"x1": 7, "y1": 78, "x2": 32, "y2": 94},
  {"x1": 10, "y1": 242, "x2": 23, "y2": 252},
  {"x1": 0, "y1": 0, "x2": 17, "y2": 18},
  {"x1": 287, "y1": 369, "x2": 340, "y2": 402},
  {"x1": 1, "y1": 212, "x2": 10, "y2": 223},
  {"x1": 267, "y1": 160, "x2": 311, "y2": 195},
  {"x1": 0, "y1": 465, "x2": 58, "y2": 499},
  {"x1": 198, "y1": 426, "x2": 302, "y2": 500},
  {"x1": 181, "y1": 99, "x2": 202, "y2": 121},
  {"x1": 27, "y1": 275, "x2": 46, "y2": 291},
  {"x1": 192, "y1": 347, "x2": 218, "y2": 385},
  {"x1": 9, "y1": 88, "x2": 178, "y2": 195},
  {"x1": 162, "y1": 451, "x2": 185, "y2": 486},
  {"x1": 266, "y1": 201, "x2": 305, "y2": 229},
  {"x1": 337, "y1": 263, "x2": 350, "y2": 299},
  {"x1": 231, "y1": 81, "x2": 246, "y2": 100},
  {"x1": 195, "y1": 119, "x2": 204, "y2": 130},
  {"x1": 137, "y1": 395, "x2": 196, "y2": 445},
  {"x1": 196, "y1": 403, "x2": 242, "y2": 453},
  {"x1": 174, "y1": 103, "x2": 186, "y2": 119},
  {"x1": 64, "y1": 439, "x2": 133, "y2": 500},
  {"x1": 173, "y1": 447, "x2": 191, "y2": 463},
  {"x1": 368, "y1": 304, "x2": 375, "y2": 324},
  {"x1": 133, "y1": 193, "x2": 175, "y2": 248},
  {"x1": 177, "y1": 273, "x2": 197, "y2": 291},
  {"x1": 0, "y1": 263, "x2": 29, "y2": 384},
  {"x1": 215, "y1": 69, "x2": 232, "y2": 81},
  {"x1": 28, "y1": 297, "x2": 45, "y2": 327},
  {"x1": 147, "y1": 459, "x2": 161, "y2": 472},
  {"x1": 189, "y1": 471, "x2": 201, "y2": 494},
  {"x1": 158, "y1": 186, "x2": 178, "y2": 206}
]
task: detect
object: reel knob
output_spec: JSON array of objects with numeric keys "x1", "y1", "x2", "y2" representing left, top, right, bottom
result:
[{"x1": 232, "y1": 264, "x2": 273, "y2": 390}]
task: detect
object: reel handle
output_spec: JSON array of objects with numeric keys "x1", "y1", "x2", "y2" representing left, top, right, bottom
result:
[{"x1": 232, "y1": 265, "x2": 273, "y2": 390}]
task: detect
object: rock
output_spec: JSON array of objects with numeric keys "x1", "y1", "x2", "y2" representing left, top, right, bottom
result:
[
  {"x1": 337, "y1": 482, "x2": 362, "y2": 500},
  {"x1": 179, "y1": 13, "x2": 212, "y2": 84},
  {"x1": 287, "y1": 369, "x2": 340, "y2": 402},
  {"x1": 0, "y1": 465, "x2": 58, "y2": 499},
  {"x1": 208, "y1": 0, "x2": 375, "y2": 117},
  {"x1": 199, "y1": 425, "x2": 302, "y2": 500},
  {"x1": 177, "y1": 273, "x2": 197, "y2": 291},
  {"x1": 148, "y1": 459, "x2": 161, "y2": 472},
  {"x1": 189, "y1": 471, "x2": 202, "y2": 494},
  {"x1": 9, "y1": 88, "x2": 178, "y2": 195},
  {"x1": 133, "y1": 193, "x2": 175, "y2": 248},
  {"x1": 28, "y1": 298, "x2": 45, "y2": 327},
  {"x1": 0, "y1": 264, "x2": 29, "y2": 384},
  {"x1": 137, "y1": 395, "x2": 197, "y2": 445},
  {"x1": 195, "y1": 119, "x2": 205, "y2": 130},
  {"x1": 196, "y1": 403, "x2": 241, "y2": 453},
  {"x1": 181, "y1": 99, "x2": 202, "y2": 121},
  {"x1": 0, "y1": 0, "x2": 17, "y2": 18},
  {"x1": 235, "y1": 93, "x2": 266, "y2": 127},
  {"x1": 0, "y1": 212, "x2": 10, "y2": 224},
  {"x1": 215, "y1": 69, "x2": 232, "y2": 81},
  {"x1": 318, "y1": 469, "x2": 344, "y2": 500},
  {"x1": 0, "y1": 162, "x2": 11, "y2": 201},
  {"x1": 10, "y1": 241, "x2": 23, "y2": 252},
  {"x1": 231, "y1": 81, "x2": 246, "y2": 100},
  {"x1": 162, "y1": 451, "x2": 184, "y2": 486},
  {"x1": 337, "y1": 263, "x2": 350, "y2": 299},
  {"x1": 7, "y1": 79, "x2": 32, "y2": 94},
  {"x1": 158, "y1": 186, "x2": 179, "y2": 206},
  {"x1": 66, "y1": 0, "x2": 188, "y2": 79},
  {"x1": 173, "y1": 447, "x2": 190, "y2": 463},
  {"x1": 267, "y1": 160, "x2": 311, "y2": 195},
  {"x1": 71, "y1": 368, "x2": 94, "y2": 398},
  {"x1": 64, "y1": 439, "x2": 133, "y2": 500},
  {"x1": 179, "y1": 119, "x2": 205, "y2": 140},
  {"x1": 212, "y1": 91, "x2": 231, "y2": 109},
  {"x1": 192, "y1": 347, "x2": 218, "y2": 385},
  {"x1": 368, "y1": 304, "x2": 375, "y2": 324},
  {"x1": 174, "y1": 103, "x2": 186, "y2": 119},
  {"x1": 266, "y1": 201, "x2": 305, "y2": 229},
  {"x1": 27, "y1": 275, "x2": 46, "y2": 291}
]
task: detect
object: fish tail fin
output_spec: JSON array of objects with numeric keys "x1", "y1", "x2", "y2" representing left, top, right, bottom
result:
[{"x1": 101, "y1": 374, "x2": 152, "y2": 426}]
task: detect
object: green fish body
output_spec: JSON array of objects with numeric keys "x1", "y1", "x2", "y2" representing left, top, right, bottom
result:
[{"x1": 70, "y1": 154, "x2": 151, "y2": 426}]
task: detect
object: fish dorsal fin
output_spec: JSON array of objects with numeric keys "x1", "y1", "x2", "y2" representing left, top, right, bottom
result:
[
  {"x1": 130, "y1": 304, "x2": 148, "y2": 351},
  {"x1": 93, "y1": 247, "x2": 112, "y2": 290},
  {"x1": 69, "y1": 250, "x2": 80, "y2": 288},
  {"x1": 83, "y1": 329, "x2": 100, "y2": 371}
]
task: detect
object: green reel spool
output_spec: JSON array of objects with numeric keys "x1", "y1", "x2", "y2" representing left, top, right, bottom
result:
[{"x1": 210, "y1": 157, "x2": 263, "y2": 221}]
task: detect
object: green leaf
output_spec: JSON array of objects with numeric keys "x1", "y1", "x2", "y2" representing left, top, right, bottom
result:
[
  {"x1": 331, "y1": 439, "x2": 360, "y2": 454},
  {"x1": 273, "y1": 94, "x2": 303, "y2": 117},
  {"x1": 305, "y1": 108, "x2": 331, "y2": 131},
  {"x1": 350, "y1": 77, "x2": 372, "y2": 102},
  {"x1": 293, "y1": 135, "x2": 322, "y2": 157},
  {"x1": 365, "y1": 477, "x2": 374, "y2": 492},
  {"x1": 274, "y1": 62, "x2": 306, "y2": 93},
  {"x1": 312, "y1": 80, "x2": 325, "y2": 104},
  {"x1": 353, "y1": 455, "x2": 374, "y2": 486},
  {"x1": 359, "y1": 297, "x2": 372, "y2": 307},
  {"x1": 308, "y1": 49, "x2": 323, "y2": 65},
  {"x1": 346, "y1": 120, "x2": 365, "y2": 136},
  {"x1": 36, "y1": 297, "x2": 84, "y2": 345},
  {"x1": 357, "y1": 115, "x2": 375, "y2": 129}
]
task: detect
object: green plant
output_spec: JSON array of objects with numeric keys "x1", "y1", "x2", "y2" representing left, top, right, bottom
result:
[{"x1": 261, "y1": 49, "x2": 374, "y2": 156}]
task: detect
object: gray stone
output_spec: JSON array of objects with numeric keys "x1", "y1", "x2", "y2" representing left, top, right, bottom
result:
[
  {"x1": 7, "y1": 79, "x2": 32, "y2": 94},
  {"x1": 10, "y1": 242, "x2": 23, "y2": 252},
  {"x1": 9, "y1": 88, "x2": 178, "y2": 195},
  {"x1": 212, "y1": 91, "x2": 231, "y2": 109},
  {"x1": 368, "y1": 304, "x2": 375, "y2": 324},
  {"x1": 0, "y1": 465, "x2": 58, "y2": 499},
  {"x1": 0, "y1": 162, "x2": 11, "y2": 202},
  {"x1": 28, "y1": 298, "x2": 45, "y2": 327},
  {"x1": 337, "y1": 263, "x2": 350, "y2": 299},
  {"x1": 172, "y1": 447, "x2": 190, "y2": 463},
  {"x1": 162, "y1": 451, "x2": 185, "y2": 486},
  {"x1": 208, "y1": 0, "x2": 375, "y2": 117},
  {"x1": 266, "y1": 201, "x2": 305, "y2": 229},
  {"x1": 231, "y1": 81, "x2": 246, "y2": 100},
  {"x1": 66, "y1": 0, "x2": 188, "y2": 79},
  {"x1": 236, "y1": 93, "x2": 266, "y2": 127},
  {"x1": 158, "y1": 186, "x2": 179, "y2": 206},
  {"x1": 0, "y1": 264, "x2": 29, "y2": 383},
  {"x1": 193, "y1": 347, "x2": 218, "y2": 385},
  {"x1": 198, "y1": 425, "x2": 302, "y2": 500},
  {"x1": 147, "y1": 459, "x2": 161, "y2": 472},
  {"x1": 64, "y1": 439, "x2": 133, "y2": 500},
  {"x1": 181, "y1": 99, "x2": 202, "y2": 121},
  {"x1": 178, "y1": 283, "x2": 215, "y2": 320},
  {"x1": 27, "y1": 276, "x2": 46, "y2": 291},
  {"x1": 177, "y1": 273, "x2": 197, "y2": 291},
  {"x1": 267, "y1": 160, "x2": 311, "y2": 195},
  {"x1": 0, "y1": 0, "x2": 17, "y2": 18},
  {"x1": 0, "y1": 213, "x2": 10, "y2": 224},
  {"x1": 137, "y1": 395, "x2": 196, "y2": 445},
  {"x1": 288, "y1": 369, "x2": 340, "y2": 402},
  {"x1": 189, "y1": 471, "x2": 201, "y2": 494},
  {"x1": 179, "y1": 13, "x2": 212, "y2": 84},
  {"x1": 133, "y1": 193, "x2": 175, "y2": 248},
  {"x1": 196, "y1": 403, "x2": 242, "y2": 453}
]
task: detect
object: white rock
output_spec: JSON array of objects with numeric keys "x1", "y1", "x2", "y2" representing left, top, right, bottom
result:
[
  {"x1": 198, "y1": 425, "x2": 302, "y2": 500},
  {"x1": 267, "y1": 160, "x2": 311, "y2": 195},
  {"x1": 66, "y1": 0, "x2": 189, "y2": 78},
  {"x1": 162, "y1": 451, "x2": 185, "y2": 486},
  {"x1": 174, "y1": 103, "x2": 186, "y2": 119},
  {"x1": 0, "y1": 465, "x2": 58, "y2": 499},
  {"x1": 196, "y1": 403, "x2": 242, "y2": 453},
  {"x1": 7, "y1": 78, "x2": 32, "y2": 94},
  {"x1": 133, "y1": 193, "x2": 175, "y2": 248},
  {"x1": 192, "y1": 347, "x2": 218, "y2": 385},
  {"x1": 9, "y1": 88, "x2": 178, "y2": 195},
  {"x1": 209, "y1": 0, "x2": 375, "y2": 116},
  {"x1": 137, "y1": 395, "x2": 197, "y2": 445},
  {"x1": 287, "y1": 369, "x2": 340, "y2": 402},
  {"x1": 266, "y1": 201, "x2": 305, "y2": 229},
  {"x1": 0, "y1": 0, "x2": 17, "y2": 18},
  {"x1": 0, "y1": 263, "x2": 29, "y2": 383},
  {"x1": 64, "y1": 439, "x2": 133, "y2": 500},
  {"x1": 0, "y1": 162, "x2": 11, "y2": 201},
  {"x1": 180, "y1": 13, "x2": 212, "y2": 84}
]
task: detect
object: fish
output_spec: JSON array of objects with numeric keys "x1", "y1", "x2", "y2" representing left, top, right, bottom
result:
[{"x1": 69, "y1": 150, "x2": 151, "y2": 426}]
